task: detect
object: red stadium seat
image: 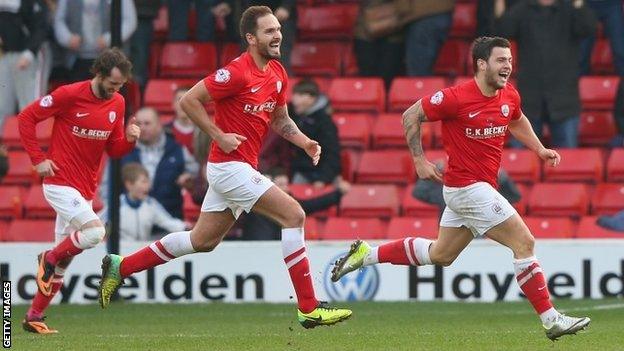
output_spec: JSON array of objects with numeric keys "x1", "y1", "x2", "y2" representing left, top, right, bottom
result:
[
  {"x1": 321, "y1": 217, "x2": 386, "y2": 240},
  {"x1": 286, "y1": 76, "x2": 332, "y2": 103},
  {"x1": 5, "y1": 151, "x2": 36, "y2": 185},
  {"x1": 579, "y1": 111, "x2": 617, "y2": 146},
  {"x1": 329, "y1": 78, "x2": 386, "y2": 112},
  {"x1": 23, "y1": 185, "x2": 55, "y2": 219},
  {"x1": 401, "y1": 183, "x2": 440, "y2": 217},
  {"x1": 500, "y1": 149, "x2": 541, "y2": 183},
  {"x1": 0, "y1": 186, "x2": 23, "y2": 218},
  {"x1": 356, "y1": 150, "x2": 414, "y2": 184},
  {"x1": 513, "y1": 183, "x2": 530, "y2": 215},
  {"x1": 2, "y1": 116, "x2": 54, "y2": 150},
  {"x1": 5, "y1": 219, "x2": 55, "y2": 242},
  {"x1": 606, "y1": 149, "x2": 624, "y2": 182},
  {"x1": 579, "y1": 76, "x2": 620, "y2": 110},
  {"x1": 386, "y1": 217, "x2": 439, "y2": 239},
  {"x1": 340, "y1": 184, "x2": 400, "y2": 217},
  {"x1": 332, "y1": 113, "x2": 372, "y2": 149},
  {"x1": 289, "y1": 184, "x2": 338, "y2": 218},
  {"x1": 433, "y1": 39, "x2": 470, "y2": 76},
  {"x1": 291, "y1": 41, "x2": 343, "y2": 76},
  {"x1": 182, "y1": 191, "x2": 200, "y2": 222},
  {"x1": 144, "y1": 79, "x2": 197, "y2": 114},
  {"x1": 149, "y1": 42, "x2": 162, "y2": 78},
  {"x1": 543, "y1": 148, "x2": 604, "y2": 183},
  {"x1": 590, "y1": 39, "x2": 614, "y2": 74},
  {"x1": 528, "y1": 183, "x2": 589, "y2": 217},
  {"x1": 305, "y1": 217, "x2": 320, "y2": 240},
  {"x1": 591, "y1": 183, "x2": 624, "y2": 215},
  {"x1": 0, "y1": 220, "x2": 8, "y2": 241},
  {"x1": 341, "y1": 149, "x2": 360, "y2": 182},
  {"x1": 342, "y1": 43, "x2": 359, "y2": 76},
  {"x1": 388, "y1": 77, "x2": 446, "y2": 112},
  {"x1": 297, "y1": 4, "x2": 358, "y2": 40},
  {"x1": 220, "y1": 42, "x2": 242, "y2": 67},
  {"x1": 449, "y1": 3, "x2": 476, "y2": 38},
  {"x1": 159, "y1": 42, "x2": 217, "y2": 78},
  {"x1": 523, "y1": 217, "x2": 576, "y2": 239},
  {"x1": 576, "y1": 216, "x2": 624, "y2": 239},
  {"x1": 372, "y1": 113, "x2": 432, "y2": 149}
]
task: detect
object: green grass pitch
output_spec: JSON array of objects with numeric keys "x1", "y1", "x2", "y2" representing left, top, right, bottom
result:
[{"x1": 9, "y1": 299, "x2": 624, "y2": 351}]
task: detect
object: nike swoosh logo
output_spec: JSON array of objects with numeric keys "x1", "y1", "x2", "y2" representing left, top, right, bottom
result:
[
  {"x1": 76, "y1": 112, "x2": 90, "y2": 117},
  {"x1": 251, "y1": 86, "x2": 261, "y2": 93},
  {"x1": 468, "y1": 111, "x2": 481, "y2": 118}
]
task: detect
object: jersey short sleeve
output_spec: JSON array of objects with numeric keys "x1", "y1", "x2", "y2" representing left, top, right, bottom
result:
[
  {"x1": 421, "y1": 88, "x2": 459, "y2": 121},
  {"x1": 510, "y1": 86, "x2": 522, "y2": 121},
  {"x1": 275, "y1": 64, "x2": 288, "y2": 106},
  {"x1": 203, "y1": 63, "x2": 247, "y2": 101}
]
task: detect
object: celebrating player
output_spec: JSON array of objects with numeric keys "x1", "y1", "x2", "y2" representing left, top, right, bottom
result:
[
  {"x1": 98, "y1": 6, "x2": 352, "y2": 328},
  {"x1": 19, "y1": 48, "x2": 140, "y2": 334},
  {"x1": 331, "y1": 37, "x2": 590, "y2": 341}
]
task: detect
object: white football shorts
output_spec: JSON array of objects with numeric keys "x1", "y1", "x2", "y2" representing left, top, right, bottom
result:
[
  {"x1": 440, "y1": 181, "x2": 517, "y2": 237},
  {"x1": 201, "y1": 161, "x2": 274, "y2": 219},
  {"x1": 42, "y1": 184, "x2": 100, "y2": 243}
]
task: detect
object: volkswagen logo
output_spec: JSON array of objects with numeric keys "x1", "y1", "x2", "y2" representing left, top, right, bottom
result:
[{"x1": 323, "y1": 252, "x2": 380, "y2": 301}]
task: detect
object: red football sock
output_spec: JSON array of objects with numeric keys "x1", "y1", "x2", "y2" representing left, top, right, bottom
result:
[
  {"x1": 119, "y1": 241, "x2": 172, "y2": 278},
  {"x1": 378, "y1": 239, "x2": 415, "y2": 265},
  {"x1": 47, "y1": 232, "x2": 83, "y2": 265},
  {"x1": 515, "y1": 260, "x2": 553, "y2": 314},
  {"x1": 28, "y1": 275, "x2": 63, "y2": 319},
  {"x1": 284, "y1": 248, "x2": 318, "y2": 313}
]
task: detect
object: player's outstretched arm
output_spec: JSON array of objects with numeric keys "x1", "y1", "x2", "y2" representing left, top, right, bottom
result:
[
  {"x1": 403, "y1": 100, "x2": 443, "y2": 182},
  {"x1": 271, "y1": 105, "x2": 321, "y2": 165},
  {"x1": 508, "y1": 113, "x2": 561, "y2": 167}
]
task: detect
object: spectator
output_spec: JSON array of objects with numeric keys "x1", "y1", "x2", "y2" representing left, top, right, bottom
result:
[
  {"x1": 612, "y1": 75, "x2": 624, "y2": 147},
  {"x1": 579, "y1": 0, "x2": 624, "y2": 76},
  {"x1": 0, "y1": 0, "x2": 49, "y2": 128},
  {"x1": 496, "y1": 0, "x2": 597, "y2": 148},
  {"x1": 130, "y1": 0, "x2": 160, "y2": 91},
  {"x1": 353, "y1": 0, "x2": 404, "y2": 87},
  {"x1": 165, "y1": 87, "x2": 197, "y2": 154},
  {"x1": 54, "y1": 0, "x2": 137, "y2": 81},
  {"x1": 241, "y1": 168, "x2": 351, "y2": 240},
  {"x1": 123, "y1": 107, "x2": 199, "y2": 219},
  {"x1": 477, "y1": 0, "x2": 521, "y2": 36},
  {"x1": 289, "y1": 79, "x2": 341, "y2": 186},
  {"x1": 167, "y1": 0, "x2": 233, "y2": 42},
  {"x1": 100, "y1": 162, "x2": 188, "y2": 241}
]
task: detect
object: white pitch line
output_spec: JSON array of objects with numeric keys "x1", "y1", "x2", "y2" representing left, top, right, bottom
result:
[{"x1": 560, "y1": 303, "x2": 624, "y2": 313}]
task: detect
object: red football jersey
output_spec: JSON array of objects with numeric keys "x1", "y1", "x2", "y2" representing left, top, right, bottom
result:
[
  {"x1": 19, "y1": 81, "x2": 135, "y2": 200},
  {"x1": 203, "y1": 52, "x2": 288, "y2": 168},
  {"x1": 421, "y1": 79, "x2": 522, "y2": 188}
]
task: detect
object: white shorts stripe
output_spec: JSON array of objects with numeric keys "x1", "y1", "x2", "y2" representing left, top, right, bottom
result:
[
  {"x1": 149, "y1": 242, "x2": 171, "y2": 262},
  {"x1": 517, "y1": 267, "x2": 543, "y2": 287},
  {"x1": 286, "y1": 252, "x2": 306, "y2": 269}
]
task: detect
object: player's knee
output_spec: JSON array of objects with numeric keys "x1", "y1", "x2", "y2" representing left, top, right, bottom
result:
[
  {"x1": 282, "y1": 206, "x2": 306, "y2": 228},
  {"x1": 79, "y1": 226, "x2": 106, "y2": 248},
  {"x1": 515, "y1": 234, "x2": 535, "y2": 257},
  {"x1": 430, "y1": 250, "x2": 457, "y2": 267}
]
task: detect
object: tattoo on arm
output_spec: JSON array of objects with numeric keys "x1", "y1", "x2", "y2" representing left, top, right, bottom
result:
[
  {"x1": 271, "y1": 106, "x2": 300, "y2": 139},
  {"x1": 402, "y1": 100, "x2": 427, "y2": 158}
]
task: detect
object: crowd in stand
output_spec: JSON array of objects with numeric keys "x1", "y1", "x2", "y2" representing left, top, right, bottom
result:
[{"x1": 1, "y1": 0, "x2": 623, "y2": 241}]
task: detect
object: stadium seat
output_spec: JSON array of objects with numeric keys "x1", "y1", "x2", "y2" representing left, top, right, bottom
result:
[
  {"x1": 386, "y1": 217, "x2": 439, "y2": 239},
  {"x1": 579, "y1": 76, "x2": 620, "y2": 110},
  {"x1": 576, "y1": 216, "x2": 624, "y2": 239},
  {"x1": 449, "y1": 3, "x2": 476, "y2": 38},
  {"x1": 144, "y1": 79, "x2": 197, "y2": 114},
  {"x1": 2, "y1": 116, "x2": 54, "y2": 150},
  {"x1": 286, "y1": 76, "x2": 332, "y2": 102},
  {"x1": 388, "y1": 77, "x2": 446, "y2": 112},
  {"x1": 5, "y1": 151, "x2": 36, "y2": 185},
  {"x1": 328, "y1": 78, "x2": 386, "y2": 113},
  {"x1": 513, "y1": 183, "x2": 530, "y2": 215},
  {"x1": 291, "y1": 41, "x2": 343, "y2": 76},
  {"x1": 500, "y1": 149, "x2": 541, "y2": 183},
  {"x1": 220, "y1": 42, "x2": 243, "y2": 67},
  {"x1": 341, "y1": 149, "x2": 360, "y2": 182},
  {"x1": 182, "y1": 191, "x2": 200, "y2": 222},
  {"x1": 0, "y1": 220, "x2": 8, "y2": 241},
  {"x1": 159, "y1": 42, "x2": 217, "y2": 78},
  {"x1": 321, "y1": 217, "x2": 386, "y2": 240},
  {"x1": 606, "y1": 148, "x2": 624, "y2": 182},
  {"x1": 342, "y1": 43, "x2": 359, "y2": 76},
  {"x1": 340, "y1": 185, "x2": 400, "y2": 217},
  {"x1": 453, "y1": 76, "x2": 474, "y2": 86},
  {"x1": 149, "y1": 42, "x2": 162, "y2": 78},
  {"x1": 305, "y1": 217, "x2": 320, "y2": 240},
  {"x1": 590, "y1": 39, "x2": 614, "y2": 74},
  {"x1": 24, "y1": 185, "x2": 55, "y2": 219},
  {"x1": 523, "y1": 217, "x2": 576, "y2": 239},
  {"x1": 332, "y1": 113, "x2": 373, "y2": 149},
  {"x1": 401, "y1": 183, "x2": 440, "y2": 217},
  {"x1": 289, "y1": 184, "x2": 338, "y2": 218},
  {"x1": 528, "y1": 183, "x2": 589, "y2": 217},
  {"x1": 433, "y1": 39, "x2": 470, "y2": 76},
  {"x1": 297, "y1": 4, "x2": 358, "y2": 40},
  {"x1": 579, "y1": 111, "x2": 617, "y2": 146},
  {"x1": 372, "y1": 113, "x2": 432, "y2": 149},
  {"x1": 591, "y1": 183, "x2": 624, "y2": 215},
  {"x1": 0, "y1": 186, "x2": 23, "y2": 218},
  {"x1": 355, "y1": 150, "x2": 414, "y2": 184},
  {"x1": 4, "y1": 219, "x2": 55, "y2": 242},
  {"x1": 543, "y1": 148, "x2": 604, "y2": 183}
]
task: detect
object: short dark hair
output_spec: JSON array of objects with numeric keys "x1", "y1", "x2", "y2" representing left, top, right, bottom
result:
[
  {"x1": 471, "y1": 36, "x2": 511, "y2": 73},
  {"x1": 122, "y1": 162, "x2": 148, "y2": 184},
  {"x1": 292, "y1": 78, "x2": 320, "y2": 97},
  {"x1": 239, "y1": 5, "x2": 273, "y2": 40},
  {"x1": 91, "y1": 48, "x2": 133, "y2": 78}
]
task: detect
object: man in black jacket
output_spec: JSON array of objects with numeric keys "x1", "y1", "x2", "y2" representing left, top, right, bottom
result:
[
  {"x1": 289, "y1": 78, "x2": 341, "y2": 187},
  {"x1": 131, "y1": 0, "x2": 161, "y2": 91},
  {"x1": 495, "y1": 0, "x2": 596, "y2": 148},
  {"x1": 0, "y1": 0, "x2": 48, "y2": 128}
]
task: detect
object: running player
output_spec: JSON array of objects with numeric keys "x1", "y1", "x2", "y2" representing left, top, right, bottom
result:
[
  {"x1": 19, "y1": 48, "x2": 140, "y2": 333},
  {"x1": 331, "y1": 36, "x2": 590, "y2": 341},
  {"x1": 98, "y1": 6, "x2": 352, "y2": 329}
]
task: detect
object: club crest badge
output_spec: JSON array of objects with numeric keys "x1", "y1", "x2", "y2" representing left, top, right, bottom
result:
[
  {"x1": 109, "y1": 111, "x2": 116, "y2": 123},
  {"x1": 501, "y1": 104, "x2": 510, "y2": 117}
]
